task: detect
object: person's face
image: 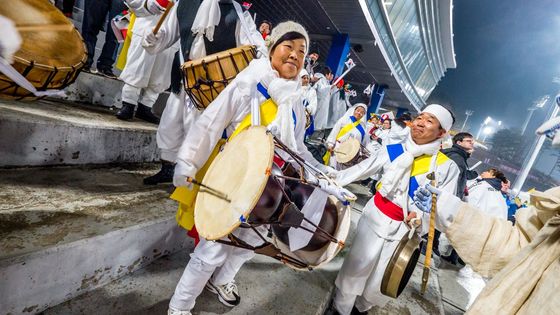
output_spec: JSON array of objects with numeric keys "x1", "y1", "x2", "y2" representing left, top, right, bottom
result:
[
  {"x1": 301, "y1": 75, "x2": 309, "y2": 86},
  {"x1": 501, "y1": 180, "x2": 511, "y2": 193},
  {"x1": 270, "y1": 38, "x2": 306, "y2": 80},
  {"x1": 481, "y1": 170, "x2": 496, "y2": 179},
  {"x1": 383, "y1": 120, "x2": 391, "y2": 129},
  {"x1": 325, "y1": 72, "x2": 333, "y2": 81},
  {"x1": 259, "y1": 23, "x2": 270, "y2": 35},
  {"x1": 353, "y1": 107, "x2": 366, "y2": 120},
  {"x1": 371, "y1": 117, "x2": 380, "y2": 125},
  {"x1": 309, "y1": 53, "x2": 319, "y2": 61},
  {"x1": 457, "y1": 137, "x2": 475, "y2": 153},
  {"x1": 411, "y1": 112, "x2": 446, "y2": 145}
]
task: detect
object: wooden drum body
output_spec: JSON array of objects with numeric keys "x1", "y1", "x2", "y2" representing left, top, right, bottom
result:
[
  {"x1": 0, "y1": 0, "x2": 87, "y2": 99},
  {"x1": 182, "y1": 45, "x2": 256, "y2": 110}
]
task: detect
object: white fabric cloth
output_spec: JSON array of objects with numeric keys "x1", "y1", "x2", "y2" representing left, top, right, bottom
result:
[
  {"x1": 169, "y1": 226, "x2": 266, "y2": 311},
  {"x1": 333, "y1": 140, "x2": 459, "y2": 313},
  {"x1": 119, "y1": 14, "x2": 178, "y2": 104},
  {"x1": 313, "y1": 73, "x2": 332, "y2": 130},
  {"x1": 0, "y1": 15, "x2": 21, "y2": 64},
  {"x1": 328, "y1": 91, "x2": 350, "y2": 128},
  {"x1": 266, "y1": 77, "x2": 301, "y2": 150},
  {"x1": 456, "y1": 178, "x2": 508, "y2": 309},
  {"x1": 302, "y1": 85, "x2": 318, "y2": 115},
  {"x1": 124, "y1": 0, "x2": 153, "y2": 17},
  {"x1": 157, "y1": 91, "x2": 202, "y2": 161}
]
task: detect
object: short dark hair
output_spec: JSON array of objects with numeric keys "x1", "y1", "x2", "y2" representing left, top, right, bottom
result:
[
  {"x1": 270, "y1": 32, "x2": 306, "y2": 53},
  {"x1": 487, "y1": 168, "x2": 507, "y2": 183},
  {"x1": 453, "y1": 132, "x2": 474, "y2": 144},
  {"x1": 260, "y1": 20, "x2": 272, "y2": 28},
  {"x1": 321, "y1": 65, "x2": 332, "y2": 76}
]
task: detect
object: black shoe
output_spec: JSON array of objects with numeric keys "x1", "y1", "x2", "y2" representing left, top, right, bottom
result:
[
  {"x1": 350, "y1": 306, "x2": 368, "y2": 315},
  {"x1": 136, "y1": 103, "x2": 160, "y2": 124},
  {"x1": 116, "y1": 102, "x2": 135, "y2": 121},
  {"x1": 98, "y1": 67, "x2": 118, "y2": 79},
  {"x1": 143, "y1": 161, "x2": 174, "y2": 185},
  {"x1": 324, "y1": 305, "x2": 341, "y2": 315}
]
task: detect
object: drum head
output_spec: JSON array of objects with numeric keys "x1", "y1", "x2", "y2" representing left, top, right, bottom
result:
[
  {"x1": 272, "y1": 196, "x2": 351, "y2": 270},
  {"x1": 335, "y1": 138, "x2": 361, "y2": 164},
  {"x1": 195, "y1": 126, "x2": 274, "y2": 240},
  {"x1": 0, "y1": 0, "x2": 86, "y2": 68}
]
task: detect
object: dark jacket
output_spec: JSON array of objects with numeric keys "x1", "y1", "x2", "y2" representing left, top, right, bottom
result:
[{"x1": 441, "y1": 144, "x2": 478, "y2": 199}]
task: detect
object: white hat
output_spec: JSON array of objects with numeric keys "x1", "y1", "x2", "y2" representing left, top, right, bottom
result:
[
  {"x1": 265, "y1": 21, "x2": 310, "y2": 55},
  {"x1": 421, "y1": 104, "x2": 454, "y2": 131},
  {"x1": 300, "y1": 69, "x2": 309, "y2": 77}
]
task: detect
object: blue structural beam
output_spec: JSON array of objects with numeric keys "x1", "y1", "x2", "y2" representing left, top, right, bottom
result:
[
  {"x1": 326, "y1": 34, "x2": 351, "y2": 77},
  {"x1": 395, "y1": 107, "x2": 409, "y2": 118},
  {"x1": 368, "y1": 84, "x2": 386, "y2": 117}
]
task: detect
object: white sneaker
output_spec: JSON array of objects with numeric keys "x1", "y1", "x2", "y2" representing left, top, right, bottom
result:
[
  {"x1": 205, "y1": 280, "x2": 240, "y2": 307},
  {"x1": 167, "y1": 307, "x2": 192, "y2": 315}
]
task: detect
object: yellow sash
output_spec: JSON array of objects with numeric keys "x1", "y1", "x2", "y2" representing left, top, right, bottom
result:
[
  {"x1": 116, "y1": 13, "x2": 136, "y2": 70},
  {"x1": 170, "y1": 98, "x2": 279, "y2": 230},
  {"x1": 323, "y1": 119, "x2": 362, "y2": 165},
  {"x1": 376, "y1": 151, "x2": 450, "y2": 191}
]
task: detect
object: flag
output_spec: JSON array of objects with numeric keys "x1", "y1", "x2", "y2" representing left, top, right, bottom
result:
[
  {"x1": 363, "y1": 84, "x2": 373, "y2": 95},
  {"x1": 344, "y1": 58, "x2": 355, "y2": 69}
]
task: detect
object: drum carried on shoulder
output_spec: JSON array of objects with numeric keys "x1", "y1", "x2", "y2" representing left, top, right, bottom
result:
[
  {"x1": 194, "y1": 126, "x2": 352, "y2": 270},
  {"x1": 0, "y1": 0, "x2": 87, "y2": 99},
  {"x1": 333, "y1": 137, "x2": 370, "y2": 169},
  {"x1": 181, "y1": 45, "x2": 256, "y2": 110}
]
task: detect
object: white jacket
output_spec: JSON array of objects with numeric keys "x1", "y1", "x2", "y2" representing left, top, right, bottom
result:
[
  {"x1": 313, "y1": 74, "x2": 331, "y2": 130},
  {"x1": 466, "y1": 179, "x2": 508, "y2": 219},
  {"x1": 142, "y1": 2, "x2": 265, "y2": 57},
  {"x1": 302, "y1": 85, "x2": 318, "y2": 115},
  {"x1": 175, "y1": 58, "x2": 328, "y2": 177}
]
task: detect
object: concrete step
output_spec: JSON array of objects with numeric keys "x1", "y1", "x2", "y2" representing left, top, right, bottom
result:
[
  {"x1": 42, "y1": 184, "x2": 446, "y2": 315},
  {"x1": 0, "y1": 98, "x2": 159, "y2": 167},
  {"x1": 0, "y1": 165, "x2": 190, "y2": 315}
]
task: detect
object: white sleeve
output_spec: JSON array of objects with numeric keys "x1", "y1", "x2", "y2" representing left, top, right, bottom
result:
[
  {"x1": 236, "y1": 10, "x2": 267, "y2": 57},
  {"x1": 292, "y1": 100, "x2": 331, "y2": 173},
  {"x1": 336, "y1": 148, "x2": 389, "y2": 186},
  {"x1": 176, "y1": 81, "x2": 244, "y2": 175},
  {"x1": 125, "y1": 0, "x2": 152, "y2": 17},
  {"x1": 143, "y1": 4, "x2": 180, "y2": 54},
  {"x1": 307, "y1": 88, "x2": 318, "y2": 115},
  {"x1": 326, "y1": 118, "x2": 343, "y2": 146},
  {"x1": 315, "y1": 78, "x2": 331, "y2": 98}
]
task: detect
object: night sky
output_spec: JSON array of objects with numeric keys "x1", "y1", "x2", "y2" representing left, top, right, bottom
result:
[{"x1": 428, "y1": 0, "x2": 560, "y2": 134}]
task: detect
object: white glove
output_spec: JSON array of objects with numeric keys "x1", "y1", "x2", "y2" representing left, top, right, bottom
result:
[
  {"x1": 146, "y1": 0, "x2": 169, "y2": 15},
  {"x1": 317, "y1": 178, "x2": 356, "y2": 203},
  {"x1": 173, "y1": 161, "x2": 194, "y2": 189},
  {"x1": 142, "y1": 28, "x2": 165, "y2": 48},
  {"x1": 536, "y1": 114, "x2": 560, "y2": 147},
  {"x1": 0, "y1": 15, "x2": 22, "y2": 64}
]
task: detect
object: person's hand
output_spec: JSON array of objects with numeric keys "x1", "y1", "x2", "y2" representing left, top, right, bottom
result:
[
  {"x1": 405, "y1": 212, "x2": 422, "y2": 229},
  {"x1": 173, "y1": 161, "x2": 194, "y2": 189},
  {"x1": 412, "y1": 184, "x2": 441, "y2": 213},
  {"x1": 317, "y1": 178, "x2": 356, "y2": 202},
  {"x1": 142, "y1": 28, "x2": 165, "y2": 48},
  {"x1": 146, "y1": 0, "x2": 169, "y2": 15}
]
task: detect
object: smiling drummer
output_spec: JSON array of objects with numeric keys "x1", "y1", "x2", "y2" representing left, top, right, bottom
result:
[
  {"x1": 167, "y1": 21, "x2": 349, "y2": 315},
  {"x1": 326, "y1": 104, "x2": 460, "y2": 315},
  {"x1": 323, "y1": 103, "x2": 369, "y2": 168}
]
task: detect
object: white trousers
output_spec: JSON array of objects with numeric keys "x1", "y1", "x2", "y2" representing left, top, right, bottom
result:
[
  {"x1": 156, "y1": 90, "x2": 201, "y2": 162},
  {"x1": 457, "y1": 265, "x2": 488, "y2": 309},
  {"x1": 333, "y1": 213, "x2": 402, "y2": 314},
  {"x1": 169, "y1": 226, "x2": 266, "y2": 311},
  {"x1": 121, "y1": 83, "x2": 160, "y2": 108}
]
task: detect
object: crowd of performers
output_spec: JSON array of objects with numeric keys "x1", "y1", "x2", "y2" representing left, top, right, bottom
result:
[{"x1": 1, "y1": 1, "x2": 559, "y2": 315}]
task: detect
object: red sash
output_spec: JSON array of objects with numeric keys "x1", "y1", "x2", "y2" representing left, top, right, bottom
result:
[{"x1": 373, "y1": 192, "x2": 404, "y2": 221}]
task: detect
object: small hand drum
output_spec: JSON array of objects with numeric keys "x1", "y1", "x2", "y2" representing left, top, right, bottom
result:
[
  {"x1": 182, "y1": 45, "x2": 256, "y2": 110},
  {"x1": 0, "y1": 0, "x2": 87, "y2": 99},
  {"x1": 335, "y1": 137, "x2": 370, "y2": 169}
]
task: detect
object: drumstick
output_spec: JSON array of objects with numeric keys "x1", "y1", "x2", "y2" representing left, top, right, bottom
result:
[
  {"x1": 152, "y1": 1, "x2": 175, "y2": 35},
  {"x1": 187, "y1": 178, "x2": 231, "y2": 202},
  {"x1": 17, "y1": 24, "x2": 74, "y2": 32},
  {"x1": 420, "y1": 172, "x2": 437, "y2": 295}
]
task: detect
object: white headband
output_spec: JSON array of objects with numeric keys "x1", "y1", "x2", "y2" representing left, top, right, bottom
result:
[{"x1": 421, "y1": 104, "x2": 453, "y2": 131}]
